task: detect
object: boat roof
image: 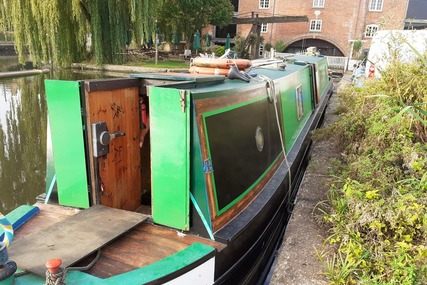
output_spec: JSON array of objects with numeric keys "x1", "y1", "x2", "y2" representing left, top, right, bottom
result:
[{"x1": 130, "y1": 58, "x2": 312, "y2": 95}]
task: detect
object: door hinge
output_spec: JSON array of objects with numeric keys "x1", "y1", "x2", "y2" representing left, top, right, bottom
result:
[{"x1": 179, "y1": 90, "x2": 186, "y2": 113}]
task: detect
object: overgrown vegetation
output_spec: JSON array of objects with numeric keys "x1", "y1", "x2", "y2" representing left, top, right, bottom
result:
[{"x1": 318, "y1": 48, "x2": 427, "y2": 284}]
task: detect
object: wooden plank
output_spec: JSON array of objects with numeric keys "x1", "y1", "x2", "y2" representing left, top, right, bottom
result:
[
  {"x1": 84, "y1": 78, "x2": 139, "y2": 92},
  {"x1": 81, "y1": 222, "x2": 225, "y2": 278},
  {"x1": 231, "y1": 15, "x2": 308, "y2": 24},
  {"x1": 8, "y1": 205, "x2": 147, "y2": 276},
  {"x1": 12, "y1": 204, "x2": 81, "y2": 239}
]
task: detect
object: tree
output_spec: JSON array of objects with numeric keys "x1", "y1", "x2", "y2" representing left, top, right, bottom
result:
[
  {"x1": 157, "y1": 0, "x2": 234, "y2": 47},
  {"x1": 0, "y1": 0, "x2": 159, "y2": 67}
]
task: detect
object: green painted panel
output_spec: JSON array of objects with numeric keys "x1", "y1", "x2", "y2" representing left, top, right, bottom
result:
[
  {"x1": 103, "y1": 243, "x2": 215, "y2": 284},
  {"x1": 14, "y1": 270, "x2": 101, "y2": 285},
  {"x1": 149, "y1": 86, "x2": 190, "y2": 230},
  {"x1": 14, "y1": 273, "x2": 45, "y2": 285},
  {"x1": 317, "y1": 58, "x2": 330, "y2": 97},
  {"x1": 45, "y1": 80, "x2": 89, "y2": 208},
  {"x1": 280, "y1": 68, "x2": 314, "y2": 152}
]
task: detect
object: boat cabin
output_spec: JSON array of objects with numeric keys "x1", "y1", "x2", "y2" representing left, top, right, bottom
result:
[{"x1": 45, "y1": 54, "x2": 330, "y2": 238}]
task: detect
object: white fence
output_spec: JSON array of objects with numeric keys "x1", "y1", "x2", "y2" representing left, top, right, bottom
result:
[
  {"x1": 264, "y1": 51, "x2": 349, "y2": 73},
  {"x1": 326, "y1": 56, "x2": 348, "y2": 73}
]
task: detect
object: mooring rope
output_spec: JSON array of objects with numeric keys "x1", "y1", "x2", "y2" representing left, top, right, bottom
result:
[
  {"x1": 45, "y1": 250, "x2": 101, "y2": 285},
  {"x1": 67, "y1": 249, "x2": 101, "y2": 271},
  {"x1": 258, "y1": 75, "x2": 293, "y2": 204},
  {"x1": 45, "y1": 267, "x2": 67, "y2": 285}
]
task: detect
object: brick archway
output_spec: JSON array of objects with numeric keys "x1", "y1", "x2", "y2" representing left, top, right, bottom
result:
[{"x1": 284, "y1": 35, "x2": 348, "y2": 56}]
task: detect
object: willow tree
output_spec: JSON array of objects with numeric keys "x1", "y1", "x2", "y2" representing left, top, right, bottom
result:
[
  {"x1": 157, "y1": 0, "x2": 234, "y2": 45},
  {"x1": 0, "y1": 0, "x2": 12, "y2": 41},
  {"x1": 0, "y1": 0, "x2": 158, "y2": 67}
]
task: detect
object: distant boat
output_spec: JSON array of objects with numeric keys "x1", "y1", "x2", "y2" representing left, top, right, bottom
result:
[{"x1": 1, "y1": 52, "x2": 333, "y2": 284}]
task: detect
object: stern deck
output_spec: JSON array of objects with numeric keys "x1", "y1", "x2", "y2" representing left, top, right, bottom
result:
[{"x1": 10, "y1": 203, "x2": 225, "y2": 279}]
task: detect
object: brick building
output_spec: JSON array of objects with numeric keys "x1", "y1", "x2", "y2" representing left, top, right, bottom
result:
[{"x1": 209, "y1": 0, "x2": 409, "y2": 58}]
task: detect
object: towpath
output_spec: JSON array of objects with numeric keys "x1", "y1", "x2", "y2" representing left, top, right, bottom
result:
[{"x1": 269, "y1": 73, "x2": 352, "y2": 284}]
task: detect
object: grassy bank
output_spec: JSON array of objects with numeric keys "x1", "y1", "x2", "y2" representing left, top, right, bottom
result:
[
  {"x1": 125, "y1": 58, "x2": 189, "y2": 69},
  {"x1": 316, "y1": 55, "x2": 427, "y2": 284}
]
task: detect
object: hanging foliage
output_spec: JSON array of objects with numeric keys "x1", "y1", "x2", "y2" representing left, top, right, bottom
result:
[
  {"x1": 0, "y1": 0, "x2": 158, "y2": 67},
  {"x1": 0, "y1": 0, "x2": 12, "y2": 40},
  {"x1": 129, "y1": 0, "x2": 158, "y2": 47},
  {"x1": 157, "y1": 0, "x2": 234, "y2": 44}
]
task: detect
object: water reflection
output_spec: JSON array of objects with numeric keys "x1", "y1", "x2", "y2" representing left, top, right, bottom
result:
[
  {"x1": 0, "y1": 56, "x2": 115, "y2": 214},
  {"x1": 0, "y1": 75, "x2": 47, "y2": 213},
  {"x1": 0, "y1": 56, "x2": 28, "y2": 72}
]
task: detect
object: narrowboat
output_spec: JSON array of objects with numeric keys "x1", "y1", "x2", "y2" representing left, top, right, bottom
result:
[{"x1": 0, "y1": 52, "x2": 333, "y2": 285}]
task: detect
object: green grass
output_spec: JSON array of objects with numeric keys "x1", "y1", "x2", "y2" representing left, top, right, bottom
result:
[{"x1": 125, "y1": 59, "x2": 189, "y2": 69}]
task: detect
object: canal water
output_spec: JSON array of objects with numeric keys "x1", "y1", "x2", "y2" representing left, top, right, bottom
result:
[{"x1": 0, "y1": 56, "x2": 112, "y2": 214}]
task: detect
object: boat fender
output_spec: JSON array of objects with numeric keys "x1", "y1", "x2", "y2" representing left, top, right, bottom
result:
[
  {"x1": 0, "y1": 214, "x2": 13, "y2": 248},
  {"x1": 189, "y1": 66, "x2": 230, "y2": 76},
  {"x1": 192, "y1": 57, "x2": 251, "y2": 69}
]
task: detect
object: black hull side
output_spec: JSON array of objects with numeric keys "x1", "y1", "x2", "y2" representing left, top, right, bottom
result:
[{"x1": 213, "y1": 80, "x2": 333, "y2": 285}]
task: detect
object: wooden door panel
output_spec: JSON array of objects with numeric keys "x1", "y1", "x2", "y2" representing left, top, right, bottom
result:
[{"x1": 84, "y1": 80, "x2": 141, "y2": 211}]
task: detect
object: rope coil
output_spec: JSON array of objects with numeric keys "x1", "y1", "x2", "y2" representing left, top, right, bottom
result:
[{"x1": 45, "y1": 267, "x2": 67, "y2": 285}]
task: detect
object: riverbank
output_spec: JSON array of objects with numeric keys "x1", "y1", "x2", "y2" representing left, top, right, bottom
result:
[
  {"x1": 0, "y1": 42, "x2": 17, "y2": 56},
  {"x1": 270, "y1": 73, "x2": 351, "y2": 284},
  {"x1": 71, "y1": 62, "x2": 188, "y2": 73}
]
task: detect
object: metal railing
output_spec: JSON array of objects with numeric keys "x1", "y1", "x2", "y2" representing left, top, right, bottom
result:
[{"x1": 326, "y1": 56, "x2": 348, "y2": 72}]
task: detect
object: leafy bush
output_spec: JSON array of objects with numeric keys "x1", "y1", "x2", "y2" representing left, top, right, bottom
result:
[
  {"x1": 233, "y1": 35, "x2": 250, "y2": 59},
  {"x1": 215, "y1": 45, "x2": 225, "y2": 57},
  {"x1": 319, "y1": 50, "x2": 427, "y2": 284},
  {"x1": 274, "y1": 40, "x2": 287, "y2": 52}
]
